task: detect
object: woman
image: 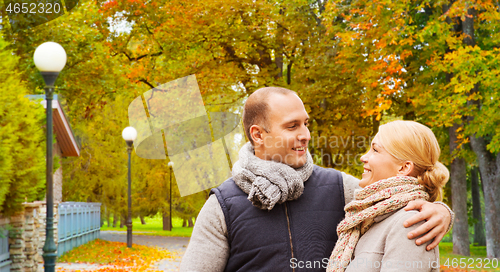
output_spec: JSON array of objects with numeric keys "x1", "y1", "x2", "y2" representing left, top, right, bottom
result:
[{"x1": 327, "y1": 120, "x2": 449, "y2": 272}]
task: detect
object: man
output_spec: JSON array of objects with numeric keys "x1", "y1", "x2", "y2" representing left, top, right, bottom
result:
[{"x1": 180, "y1": 87, "x2": 453, "y2": 271}]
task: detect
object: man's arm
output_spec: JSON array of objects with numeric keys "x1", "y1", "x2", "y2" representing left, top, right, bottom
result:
[
  {"x1": 180, "y1": 194, "x2": 229, "y2": 272},
  {"x1": 403, "y1": 199, "x2": 454, "y2": 251},
  {"x1": 341, "y1": 172, "x2": 360, "y2": 204}
]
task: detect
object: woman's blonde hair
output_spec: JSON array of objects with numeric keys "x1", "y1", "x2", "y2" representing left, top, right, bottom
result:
[{"x1": 377, "y1": 120, "x2": 449, "y2": 201}]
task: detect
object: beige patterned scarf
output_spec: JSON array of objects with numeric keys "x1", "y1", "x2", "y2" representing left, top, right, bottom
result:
[{"x1": 327, "y1": 176, "x2": 429, "y2": 272}]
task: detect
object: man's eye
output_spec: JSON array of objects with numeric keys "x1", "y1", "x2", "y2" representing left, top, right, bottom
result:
[
  {"x1": 305, "y1": 122, "x2": 309, "y2": 127},
  {"x1": 288, "y1": 125, "x2": 296, "y2": 129}
]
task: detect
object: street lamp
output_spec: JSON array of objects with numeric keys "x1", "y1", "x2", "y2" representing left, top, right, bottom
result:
[
  {"x1": 122, "y1": 126, "x2": 137, "y2": 248},
  {"x1": 34, "y1": 41, "x2": 67, "y2": 272},
  {"x1": 168, "y1": 161, "x2": 174, "y2": 231}
]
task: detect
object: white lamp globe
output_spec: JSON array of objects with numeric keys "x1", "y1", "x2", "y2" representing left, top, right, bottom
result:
[
  {"x1": 168, "y1": 162, "x2": 174, "y2": 167},
  {"x1": 122, "y1": 127, "x2": 138, "y2": 142},
  {"x1": 33, "y1": 42, "x2": 67, "y2": 72}
]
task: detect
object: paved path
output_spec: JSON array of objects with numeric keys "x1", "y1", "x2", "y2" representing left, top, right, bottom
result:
[
  {"x1": 56, "y1": 231, "x2": 189, "y2": 271},
  {"x1": 100, "y1": 230, "x2": 190, "y2": 252}
]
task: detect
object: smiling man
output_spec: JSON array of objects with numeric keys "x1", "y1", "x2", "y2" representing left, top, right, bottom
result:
[
  {"x1": 180, "y1": 87, "x2": 453, "y2": 272},
  {"x1": 255, "y1": 89, "x2": 311, "y2": 168}
]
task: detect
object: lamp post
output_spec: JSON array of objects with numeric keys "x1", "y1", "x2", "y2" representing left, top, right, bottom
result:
[
  {"x1": 168, "y1": 161, "x2": 174, "y2": 231},
  {"x1": 122, "y1": 126, "x2": 137, "y2": 248},
  {"x1": 34, "y1": 42, "x2": 67, "y2": 272}
]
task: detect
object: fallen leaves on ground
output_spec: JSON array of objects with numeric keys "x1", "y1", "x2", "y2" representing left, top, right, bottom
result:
[{"x1": 57, "y1": 239, "x2": 180, "y2": 272}]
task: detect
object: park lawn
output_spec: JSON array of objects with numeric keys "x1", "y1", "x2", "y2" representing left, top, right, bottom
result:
[
  {"x1": 100, "y1": 216, "x2": 193, "y2": 237},
  {"x1": 439, "y1": 242, "x2": 499, "y2": 271}
]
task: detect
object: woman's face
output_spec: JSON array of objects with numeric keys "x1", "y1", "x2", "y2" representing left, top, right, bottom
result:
[{"x1": 359, "y1": 135, "x2": 404, "y2": 188}]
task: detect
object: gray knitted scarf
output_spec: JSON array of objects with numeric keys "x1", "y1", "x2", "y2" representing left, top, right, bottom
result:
[{"x1": 232, "y1": 142, "x2": 314, "y2": 210}]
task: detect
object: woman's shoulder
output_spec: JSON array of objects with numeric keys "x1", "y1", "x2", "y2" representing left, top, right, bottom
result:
[
  {"x1": 368, "y1": 209, "x2": 426, "y2": 245},
  {"x1": 351, "y1": 209, "x2": 439, "y2": 271},
  {"x1": 375, "y1": 208, "x2": 421, "y2": 228},
  {"x1": 361, "y1": 209, "x2": 423, "y2": 246},
  {"x1": 374, "y1": 208, "x2": 438, "y2": 255}
]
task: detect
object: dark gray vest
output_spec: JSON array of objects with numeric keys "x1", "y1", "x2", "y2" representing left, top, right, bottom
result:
[{"x1": 211, "y1": 165, "x2": 345, "y2": 272}]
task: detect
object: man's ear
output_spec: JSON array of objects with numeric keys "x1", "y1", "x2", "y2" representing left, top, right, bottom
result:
[
  {"x1": 250, "y1": 125, "x2": 265, "y2": 145},
  {"x1": 398, "y1": 161, "x2": 414, "y2": 176}
]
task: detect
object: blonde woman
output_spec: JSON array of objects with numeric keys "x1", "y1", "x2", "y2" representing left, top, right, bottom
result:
[{"x1": 327, "y1": 120, "x2": 450, "y2": 272}]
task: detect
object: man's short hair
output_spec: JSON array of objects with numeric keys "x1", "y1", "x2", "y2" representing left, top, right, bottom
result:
[{"x1": 243, "y1": 87, "x2": 297, "y2": 145}]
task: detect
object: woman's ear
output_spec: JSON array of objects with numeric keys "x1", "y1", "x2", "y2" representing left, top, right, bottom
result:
[
  {"x1": 398, "y1": 161, "x2": 414, "y2": 176},
  {"x1": 250, "y1": 125, "x2": 264, "y2": 145}
]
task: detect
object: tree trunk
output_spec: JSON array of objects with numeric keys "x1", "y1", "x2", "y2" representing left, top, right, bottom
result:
[
  {"x1": 113, "y1": 214, "x2": 117, "y2": 228},
  {"x1": 287, "y1": 62, "x2": 292, "y2": 85},
  {"x1": 449, "y1": 125, "x2": 470, "y2": 256},
  {"x1": 107, "y1": 209, "x2": 110, "y2": 227},
  {"x1": 140, "y1": 215, "x2": 146, "y2": 225},
  {"x1": 471, "y1": 167, "x2": 486, "y2": 246},
  {"x1": 469, "y1": 133, "x2": 500, "y2": 258},
  {"x1": 462, "y1": 4, "x2": 500, "y2": 258},
  {"x1": 120, "y1": 215, "x2": 125, "y2": 228},
  {"x1": 163, "y1": 212, "x2": 172, "y2": 231},
  {"x1": 188, "y1": 217, "x2": 194, "y2": 227},
  {"x1": 274, "y1": 8, "x2": 284, "y2": 80},
  {"x1": 182, "y1": 219, "x2": 187, "y2": 227},
  {"x1": 442, "y1": 1, "x2": 470, "y2": 256}
]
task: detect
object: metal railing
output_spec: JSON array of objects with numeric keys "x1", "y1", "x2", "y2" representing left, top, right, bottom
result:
[
  {"x1": 58, "y1": 202, "x2": 101, "y2": 257},
  {"x1": 0, "y1": 230, "x2": 10, "y2": 272}
]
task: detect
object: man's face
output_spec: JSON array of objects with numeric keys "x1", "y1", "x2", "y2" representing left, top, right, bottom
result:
[{"x1": 260, "y1": 93, "x2": 311, "y2": 168}]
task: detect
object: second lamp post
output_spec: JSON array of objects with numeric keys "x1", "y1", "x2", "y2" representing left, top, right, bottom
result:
[
  {"x1": 168, "y1": 161, "x2": 174, "y2": 231},
  {"x1": 122, "y1": 126, "x2": 137, "y2": 248}
]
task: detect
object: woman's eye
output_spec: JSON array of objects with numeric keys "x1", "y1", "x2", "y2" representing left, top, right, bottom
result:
[
  {"x1": 288, "y1": 125, "x2": 296, "y2": 129},
  {"x1": 305, "y1": 122, "x2": 309, "y2": 127}
]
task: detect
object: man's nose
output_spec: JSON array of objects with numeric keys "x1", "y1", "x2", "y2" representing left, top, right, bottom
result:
[{"x1": 298, "y1": 126, "x2": 311, "y2": 142}]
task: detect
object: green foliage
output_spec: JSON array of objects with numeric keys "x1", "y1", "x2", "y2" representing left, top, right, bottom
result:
[
  {"x1": 0, "y1": 35, "x2": 46, "y2": 216},
  {"x1": 3, "y1": 0, "x2": 499, "y2": 243},
  {"x1": 439, "y1": 242, "x2": 499, "y2": 271}
]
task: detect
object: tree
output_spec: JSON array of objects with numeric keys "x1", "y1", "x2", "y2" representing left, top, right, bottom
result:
[
  {"x1": 449, "y1": 125, "x2": 470, "y2": 255},
  {"x1": 440, "y1": 1, "x2": 500, "y2": 258},
  {"x1": 0, "y1": 35, "x2": 46, "y2": 216}
]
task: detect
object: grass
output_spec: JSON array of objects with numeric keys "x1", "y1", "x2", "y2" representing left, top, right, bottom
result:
[
  {"x1": 439, "y1": 242, "x2": 500, "y2": 271},
  {"x1": 100, "y1": 215, "x2": 193, "y2": 237}
]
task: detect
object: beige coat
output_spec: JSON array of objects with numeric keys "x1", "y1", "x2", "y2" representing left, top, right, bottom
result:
[{"x1": 345, "y1": 209, "x2": 440, "y2": 272}]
